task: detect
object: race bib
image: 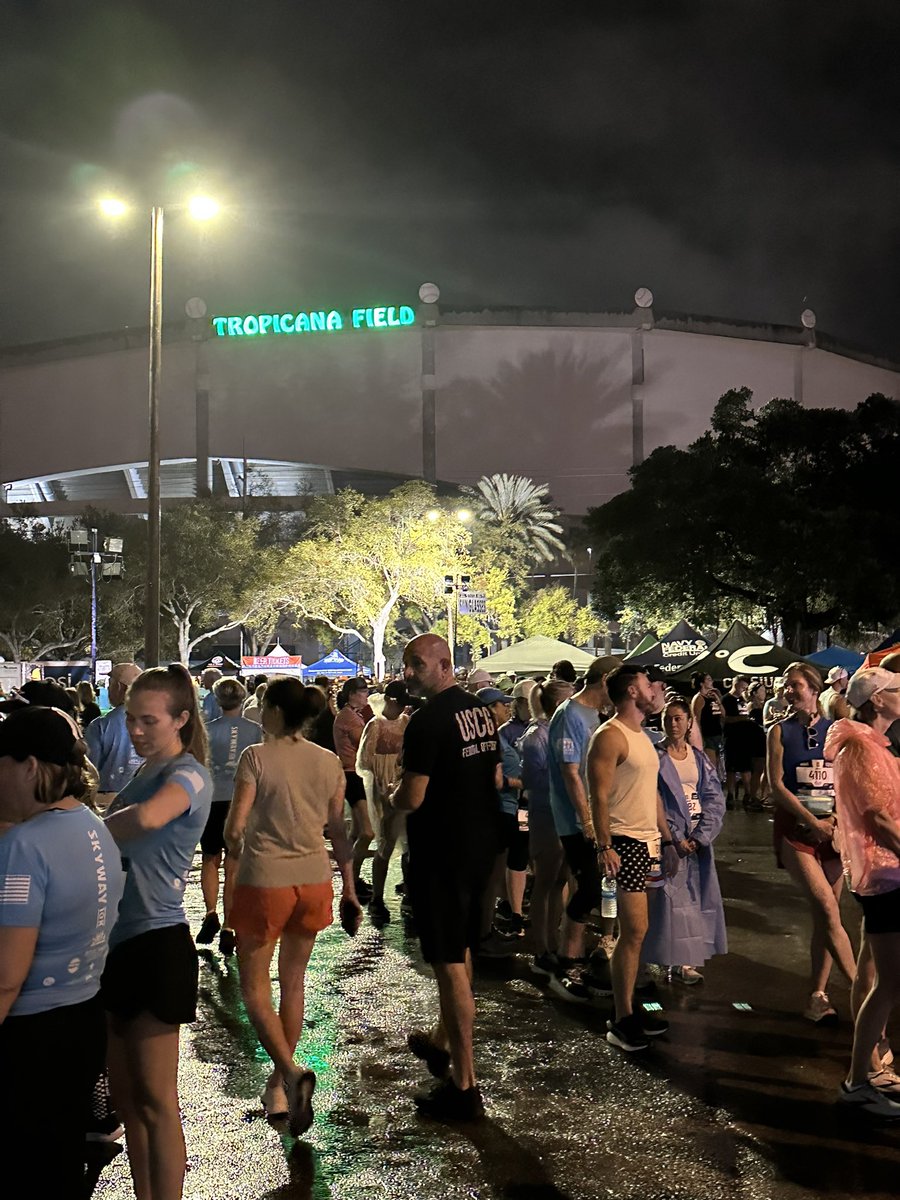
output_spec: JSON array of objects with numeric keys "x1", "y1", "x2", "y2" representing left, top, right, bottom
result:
[
  {"x1": 796, "y1": 761, "x2": 834, "y2": 790},
  {"x1": 684, "y1": 787, "x2": 701, "y2": 827},
  {"x1": 645, "y1": 835, "x2": 664, "y2": 888}
]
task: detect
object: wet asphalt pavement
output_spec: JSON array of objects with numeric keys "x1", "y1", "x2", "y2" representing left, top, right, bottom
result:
[{"x1": 93, "y1": 812, "x2": 900, "y2": 1200}]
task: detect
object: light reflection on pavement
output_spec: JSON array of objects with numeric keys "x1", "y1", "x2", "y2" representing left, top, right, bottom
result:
[{"x1": 93, "y1": 814, "x2": 900, "y2": 1200}]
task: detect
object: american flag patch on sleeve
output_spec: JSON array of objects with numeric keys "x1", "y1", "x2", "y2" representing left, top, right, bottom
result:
[{"x1": 0, "y1": 875, "x2": 32, "y2": 904}]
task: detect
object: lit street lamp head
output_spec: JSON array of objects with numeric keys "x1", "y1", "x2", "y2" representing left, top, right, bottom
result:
[
  {"x1": 189, "y1": 195, "x2": 219, "y2": 221},
  {"x1": 98, "y1": 196, "x2": 128, "y2": 218}
]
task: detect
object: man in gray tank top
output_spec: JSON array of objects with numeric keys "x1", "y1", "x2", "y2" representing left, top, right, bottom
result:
[{"x1": 588, "y1": 666, "x2": 676, "y2": 1052}]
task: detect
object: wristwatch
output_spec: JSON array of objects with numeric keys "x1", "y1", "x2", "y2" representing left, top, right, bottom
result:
[{"x1": 596, "y1": 843, "x2": 613, "y2": 853}]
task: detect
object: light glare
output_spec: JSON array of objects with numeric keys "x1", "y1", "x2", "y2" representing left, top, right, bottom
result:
[
  {"x1": 456, "y1": 509, "x2": 472, "y2": 522},
  {"x1": 189, "y1": 195, "x2": 220, "y2": 221},
  {"x1": 98, "y1": 196, "x2": 128, "y2": 218},
  {"x1": 426, "y1": 510, "x2": 441, "y2": 521}
]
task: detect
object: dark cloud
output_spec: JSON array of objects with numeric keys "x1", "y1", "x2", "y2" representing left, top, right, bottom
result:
[{"x1": 0, "y1": 1, "x2": 897, "y2": 352}]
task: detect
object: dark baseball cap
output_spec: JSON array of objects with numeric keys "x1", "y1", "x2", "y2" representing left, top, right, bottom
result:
[
  {"x1": 384, "y1": 681, "x2": 409, "y2": 704},
  {"x1": 0, "y1": 706, "x2": 80, "y2": 765},
  {"x1": 476, "y1": 687, "x2": 512, "y2": 704}
]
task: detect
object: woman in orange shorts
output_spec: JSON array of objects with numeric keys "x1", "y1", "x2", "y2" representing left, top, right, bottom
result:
[{"x1": 225, "y1": 680, "x2": 361, "y2": 1135}]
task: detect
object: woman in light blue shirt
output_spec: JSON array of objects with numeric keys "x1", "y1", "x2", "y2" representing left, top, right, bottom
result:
[
  {"x1": 0, "y1": 706, "x2": 123, "y2": 1197},
  {"x1": 103, "y1": 665, "x2": 212, "y2": 1200}
]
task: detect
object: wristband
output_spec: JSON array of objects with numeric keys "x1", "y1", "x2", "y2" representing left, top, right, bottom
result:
[
  {"x1": 596, "y1": 843, "x2": 613, "y2": 853},
  {"x1": 661, "y1": 840, "x2": 674, "y2": 847}
]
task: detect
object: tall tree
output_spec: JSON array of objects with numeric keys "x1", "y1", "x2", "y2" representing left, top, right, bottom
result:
[
  {"x1": 466, "y1": 474, "x2": 566, "y2": 588},
  {"x1": 159, "y1": 501, "x2": 277, "y2": 664},
  {"x1": 272, "y1": 483, "x2": 470, "y2": 678},
  {"x1": 585, "y1": 390, "x2": 900, "y2": 649},
  {"x1": 520, "y1": 585, "x2": 604, "y2": 646},
  {"x1": 0, "y1": 520, "x2": 85, "y2": 664}
]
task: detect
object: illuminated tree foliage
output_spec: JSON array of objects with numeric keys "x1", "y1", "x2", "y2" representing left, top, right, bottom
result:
[{"x1": 520, "y1": 585, "x2": 603, "y2": 646}]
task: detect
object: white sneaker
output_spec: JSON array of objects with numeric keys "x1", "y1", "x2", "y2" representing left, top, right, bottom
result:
[
  {"x1": 838, "y1": 1080, "x2": 900, "y2": 1118},
  {"x1": 672, "y1": 965, "x2": 703, "y2": 986},
  {"x1": 803, "y1": 990, "x2": 837, "y2": 1023}
]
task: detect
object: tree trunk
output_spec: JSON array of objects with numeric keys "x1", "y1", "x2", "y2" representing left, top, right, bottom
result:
[{"x1": 370, "y1": 592, "x2": 398, "y2": 680}]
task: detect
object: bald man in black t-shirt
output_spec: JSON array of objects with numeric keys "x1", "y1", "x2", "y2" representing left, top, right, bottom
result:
[{"x1": 392, "y1": 634, "x2": 503, "y2": 1122}]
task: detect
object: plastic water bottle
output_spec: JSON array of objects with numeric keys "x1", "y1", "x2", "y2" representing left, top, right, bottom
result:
[{"x1": 601, "y1": 875, "x2": 617, "y2": 920}]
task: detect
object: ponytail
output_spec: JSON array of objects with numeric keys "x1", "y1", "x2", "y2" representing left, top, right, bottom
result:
[{"x1": 129, "y1": 664, "x2": 209, "y2": 767}]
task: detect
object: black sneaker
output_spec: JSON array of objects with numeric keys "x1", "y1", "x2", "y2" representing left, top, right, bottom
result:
[
  {"x1": 496, "y1": 899, "x2": 514, "y2": 922},
  {"x1": 548, "y1": 965, "x2": 592, "y2": 1004},
  {"x1": 606, "y1": 1014, "x2": 650, "y2": 1052},
  {"x1": 507, "y1": 913, "x2": 526, "y2": 938},
  {"x1": 530, "y1": 952, "x2": 559, "y2": 978},
  {"x1": 354, "y1": 879, "x2": 372, "y2": 902},
  {"x1": 218, "y1": 927, "x2": 236, "y2": 956},
  {"x1": 368, "y1": 899, "x2": 391, "y2": 926},
  {"x1": 407, "y1": 1029, "x2": 451, "y2": 1079},
  {"x1": 637, "y1": 1005, "x2": 669, "y2": 1038},
  {"x1": 196, "y1": 912, "x2": 221, "y2": 944},
  {"x1": 415, "y1": 1078, "x2": 484, "y2": 1122},
  {"x1": 582, "y1": 965, "x2": 614, "y2": 999},
  {"x1": 477, "y1": 927, "x2": 520, "y2": 957}
]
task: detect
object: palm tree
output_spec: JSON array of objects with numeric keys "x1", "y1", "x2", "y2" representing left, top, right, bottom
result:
[{"x1": 467, "y1": 473, "x2": 566, "y2": 564}]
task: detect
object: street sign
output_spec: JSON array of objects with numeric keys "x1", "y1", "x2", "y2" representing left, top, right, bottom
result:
[
  {"x1": 95, "y1": 659, "x2": 113, "y2": 676},
  {"x1": 458, "y1": 591, "x2": 487, "y2": 615}
]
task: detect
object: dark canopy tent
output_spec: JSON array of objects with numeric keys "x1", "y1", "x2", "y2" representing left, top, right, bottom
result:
[
  {"x1": 625, "y1": 633, "x2": 658, "y2": 658},
  {"x1": 624, "y1": 619, "x2": 709, "y2": 675},
  {"x1": 303, "y1": 649, "x2": 364, "y2": 678},
  {"x1": 673, "y1": 621, "x2": 800, "y2": 681}
]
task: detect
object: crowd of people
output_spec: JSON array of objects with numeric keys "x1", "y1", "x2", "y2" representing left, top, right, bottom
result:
[{"x1": 0, "y1": 641, "x2": 899, "y2": 1197}]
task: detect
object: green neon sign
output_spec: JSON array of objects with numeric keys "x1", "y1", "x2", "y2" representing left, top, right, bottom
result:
[{"x1": 210, "y1": 304, "x2": 416, "y2": 337}]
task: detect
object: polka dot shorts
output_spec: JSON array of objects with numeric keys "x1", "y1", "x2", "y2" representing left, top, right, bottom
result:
[{"x1": 612, "y1": 836, "x2": 651, "y2": 893}]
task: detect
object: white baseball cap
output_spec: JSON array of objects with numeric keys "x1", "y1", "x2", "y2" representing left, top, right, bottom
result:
[
  {"x1": 846, "y1": 667, "x2": 900, "y2": 709},
  {"x1": 826, "y1": 666, "x2": 849, "y2": 685}
]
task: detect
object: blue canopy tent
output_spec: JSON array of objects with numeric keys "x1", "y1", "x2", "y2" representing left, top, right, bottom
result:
[
  {"x1": 303, "y1": 649, "x2": 365, "y2": 679},
  {"x1": 806, "y1": 645, "x2": 865, "y2": 674}
]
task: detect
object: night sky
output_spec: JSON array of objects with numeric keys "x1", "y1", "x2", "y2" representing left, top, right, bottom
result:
[{"x1": 1, "y1": 1, "x2": 897, "y2": 354}]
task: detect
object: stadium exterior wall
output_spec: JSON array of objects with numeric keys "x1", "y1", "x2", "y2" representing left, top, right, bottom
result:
[{"x1": 0, "y1": 310, "x2": 897, "y2": 516}]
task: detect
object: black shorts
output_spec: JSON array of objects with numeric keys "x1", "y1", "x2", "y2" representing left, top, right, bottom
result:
[
  {"x1": 612, "y1": 835, "x2": 652, "y2": 893},
  {"x1": 500, "y1": 811, "x2": 530, "y2": 873},
  {"x1": 344, "y1": 770, "x2": 367, "y2": 807},
  {"x1": 407, "y1": 852, "x2": 495, "y2": 964},
  {"x1": 200, "y1": 801, "x2": 229, "y2": 856},
  {"x1": 101, "y1": 924, "x2": 199, "y2": 1025},
  {"x1": 560, "y1": 831, "x2": 604, "y2": 922},
  {"x1": 855, "y1": 887, "x2": 900, "y2": 935},
  {"x1": 0, "y1": 994, "x2": 105, "y2": 1194}
]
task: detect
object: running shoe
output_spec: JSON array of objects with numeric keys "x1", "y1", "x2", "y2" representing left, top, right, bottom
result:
[
  {"x1": 507, "y1": 913, "x2": 527, "y2": 938},
  {"x1": 837, "y1": 1080, "x2": 900, "y2": 1118},
  {"x1": 530, "y1": 952, "x2": 559, "y2": 979},
  {"x1": 496, "y1": 899, "x2": 514, "y2": 922},
  {"x1": 354, "y1": 879, "x2": 372, "y2": 903},
  {"x1": 477, "y1": 927, "x2": 520, "y2": 958},
  {"x1": 868, "y1": 1068, "x2": 900, "y2": 1097},
  {"x1": 196, "y1": 912, "x2": 221, "y2": 945},
  {"x1": 287, "y1": 1070, "x2": 317, "y2": 1137},
  {"x1": 606, "y1": 1015, "x2": 650, "y2": 1052},
  {"x1": 548, "y1": 965, "x2": 591, "y2": 1005},
  {"x1": 672, "y1": 965, "x2": 703, "y2": 986},
  {"x1": 636, "y1": 1004, "x2": 669, "y2": 1037},
  {"x1": 415, "y1": 1078, "x2": 484, "y2": 1122},
  {"x1": 804, "y1": 991, "x2": 838, "y2": 1024},
  {"x1": 368, "y1": 899, "x2": 391, "y2": 926},
  {"x1": 583, "y1": 956, "x2": 614, "y2": 998},
  {"x1": 407, "y1": 1029, "x2": 451, "y2": 1079},
  {"x1": 260, "y1": 1083, "x2": 289, "y2": 1119},
  {"x1": 218, "y1": 928, "x2": 236, "y2": 957}
]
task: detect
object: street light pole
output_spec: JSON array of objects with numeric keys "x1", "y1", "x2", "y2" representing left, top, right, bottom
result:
[
  {"x1": 145, "y1": 204, "x2": 164, "y2": 668},
  {"x1": 89, "y1": 528, "x2": 99, "y2": 681}
]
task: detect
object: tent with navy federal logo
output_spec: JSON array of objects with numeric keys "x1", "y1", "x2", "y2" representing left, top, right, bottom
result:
[
  {"x1": 302, "y1": 648, "x2": 365, "y2": 678},
  {"x1": 672, "y1": 620, "x2": 800, "y2": 681},
  {"x1": 623, "y1": 619, "x2": 709, "y2": 675}
]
